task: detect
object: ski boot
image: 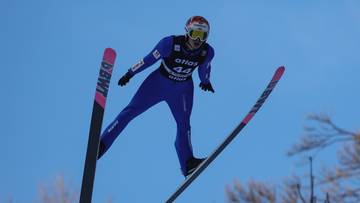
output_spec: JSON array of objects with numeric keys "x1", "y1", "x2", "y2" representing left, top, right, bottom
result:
[{"x1": 184, "y1": 157, "x2": 206, "y2": 178}]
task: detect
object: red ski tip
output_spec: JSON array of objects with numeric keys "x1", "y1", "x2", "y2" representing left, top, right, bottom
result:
[
  {"x1": 277, "y1": 66, "x2": 285, "y2": 72},
  {"x1": 103, "y1": 48, "x2": 117, "y2": 65},
  {"x1": 273, "y1": 66, "x2": 285, "y2": 81}
]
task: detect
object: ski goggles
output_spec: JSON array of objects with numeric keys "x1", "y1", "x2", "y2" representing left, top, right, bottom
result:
[{"x1": 187, "y1": 29, "x2": 208, "y2": 42}]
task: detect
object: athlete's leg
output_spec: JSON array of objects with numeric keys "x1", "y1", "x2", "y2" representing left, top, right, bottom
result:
[
  {"x1": 99, "y1": 71, "x2": 164, "y2": 158},
  {"x1": 165, "y1": 82, "x2": 194, "y2": 174}
]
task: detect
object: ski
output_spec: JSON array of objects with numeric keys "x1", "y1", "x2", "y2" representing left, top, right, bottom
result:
[
  {"x1": 165, "y1": 66, "x2": 285, "y2": 203},
  {"x1": 80, "y1": 48, "x2": 117, "y2": 203}
]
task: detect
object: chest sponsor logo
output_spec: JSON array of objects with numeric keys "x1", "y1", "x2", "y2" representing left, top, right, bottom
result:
[{"x1": 175, "y1": 58, "x2": 198, "y2": 67}]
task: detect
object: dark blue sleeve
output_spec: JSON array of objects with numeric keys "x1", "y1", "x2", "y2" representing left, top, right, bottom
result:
[
  {"x1": 198, "y1": 45, "x2": 215, "y2": 84},
  {"x1": 128, "y1": 36, "x2": 173, "y2": 75}
]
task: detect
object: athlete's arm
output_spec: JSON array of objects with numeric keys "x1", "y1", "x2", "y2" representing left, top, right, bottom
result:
[
  {"x1": 127, "y1": 36, "x2": 173, "y2": 75},
  {"x1": 197, "y1": 45, "x2": 215, "y2": 84}
]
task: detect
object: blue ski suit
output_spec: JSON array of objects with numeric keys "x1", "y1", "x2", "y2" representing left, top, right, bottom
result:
[{"x1": 100, "y1": 35, "x2": 215, "y2": 174}]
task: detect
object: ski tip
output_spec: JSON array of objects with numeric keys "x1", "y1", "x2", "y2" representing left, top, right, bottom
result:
[
  {"x1": 273, "y1": 66, "x2": 285, "y2": 81},
  {"x1": 103, "y1": 48, "x2": 117, "y2": 64},
  {"x1": 277, "y1": 66, "x2": 285, "y2": 72}
]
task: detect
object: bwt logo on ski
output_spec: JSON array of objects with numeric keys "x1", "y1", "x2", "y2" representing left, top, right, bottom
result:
[
  {"x1": 249, "y1": 80, "x2": 277, "y2": 114},
  {"x1": 96, "y1": 62, "x2": 113, "y2": 97},
  {"x1": 175, "y1": 58, "x2": 198, "y2": 67}
]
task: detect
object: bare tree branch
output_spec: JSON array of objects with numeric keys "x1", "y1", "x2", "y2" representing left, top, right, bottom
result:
[
  {"x1": 287, "y1": 114, "x2": 357, "y2": 156},
  {"x1": 288, "y1": 114, "x2": 360, "y2": 203},
  {"x1": 226, "y1": 179, "x2": 276, "y2": 203},
  {"x1": 227, "y1": 114, "x2": 360, "y2": 203}
]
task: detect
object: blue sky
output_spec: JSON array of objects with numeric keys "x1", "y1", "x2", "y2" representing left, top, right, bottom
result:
[{"x1": 1, "y1": 0, "x2": 360, "y2": 202}]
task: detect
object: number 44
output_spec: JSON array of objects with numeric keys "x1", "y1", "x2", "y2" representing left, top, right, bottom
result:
[{"x1": 174, "y1": 67, "x2": 192, "y2": 74}]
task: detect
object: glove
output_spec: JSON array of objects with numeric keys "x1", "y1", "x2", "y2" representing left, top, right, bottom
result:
[
  {"x1": 199, "y1": 82, "x2": 215, "y2": 93},
  {"x1": 118, "y1": 72, "x2": 134, "y2": 86}
]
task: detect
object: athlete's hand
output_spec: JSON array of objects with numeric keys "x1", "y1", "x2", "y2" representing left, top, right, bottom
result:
[
  {"x1": 118, "y1": 72, "x2": 133, "y2": 86},
  {"x1": 199, "y1": 82, "x2": 215, "y2": 93}
]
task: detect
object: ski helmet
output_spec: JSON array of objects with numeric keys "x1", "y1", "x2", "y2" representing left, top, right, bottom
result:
[{"x1": 185, "y1": 16, "x2": 210, "y2": 42}]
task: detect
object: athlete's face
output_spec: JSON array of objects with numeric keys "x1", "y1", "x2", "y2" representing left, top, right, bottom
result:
[{"x1": 187, "y1": 37, "x2": 204, "y2": 50}]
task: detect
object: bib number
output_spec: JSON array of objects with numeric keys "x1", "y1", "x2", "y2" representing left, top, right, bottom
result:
[{"x1": 173, "y1": 67, "x2": 192, "y2": 74}]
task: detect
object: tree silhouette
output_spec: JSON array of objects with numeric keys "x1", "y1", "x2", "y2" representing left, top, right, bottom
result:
[
  {"x1": 226, "y1": 114, "x2": 359, "y2": 203},
  {"x1": 288, "y1": 114, "x2": 360, "y2": 203},
  {"x1": 37, "y1": 175, "x2": 112, "y2": 203},
  {"x1": 38, "y1": 175, "x2": 78, "y2": 203}
]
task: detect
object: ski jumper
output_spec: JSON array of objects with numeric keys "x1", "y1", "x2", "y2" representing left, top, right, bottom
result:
[{"x1": 100, "y1": 35, "x2": 215, "y2": 174}]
